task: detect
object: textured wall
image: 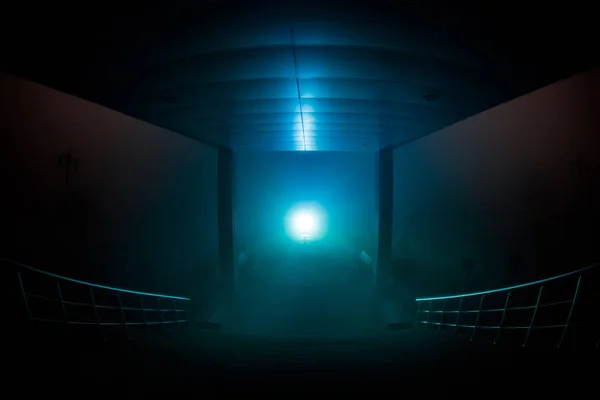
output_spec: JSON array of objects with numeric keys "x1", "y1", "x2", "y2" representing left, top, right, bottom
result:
[
  {"x1": 1, "y1": 72, "x2": 219, "y2": 298},
  {"x1": 392, "y1": 68, "x2": 600, "y2": 297}
]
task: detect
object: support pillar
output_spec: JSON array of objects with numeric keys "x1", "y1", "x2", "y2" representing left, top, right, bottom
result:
[
  {"x1": 217, "y1": 148, "x2": 235, "y2": 296},
  {"x1": 376, "y1": 147, "x2": 393, "y2": 288}
]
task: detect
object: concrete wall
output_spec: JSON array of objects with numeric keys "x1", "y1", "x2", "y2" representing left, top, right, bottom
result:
[
  {"x1": 391, "y1": 68, "x2": 600, "y2": 296},
  {"x1": 0, "y1": 72, "x2": 219, "y2": 298},
  {"x1": 234, "y1": 151, "x2": 378, "y2": 262}
]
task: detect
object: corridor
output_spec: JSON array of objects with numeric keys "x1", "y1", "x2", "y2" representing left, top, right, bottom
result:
[{"x1": 2, "y1": 0, "x2": 599, "y2": 394}]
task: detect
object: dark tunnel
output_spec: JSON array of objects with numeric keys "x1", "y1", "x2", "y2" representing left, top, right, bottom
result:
[{"x1": 1, "y1": 0, "x2": 598, "y2": 393}]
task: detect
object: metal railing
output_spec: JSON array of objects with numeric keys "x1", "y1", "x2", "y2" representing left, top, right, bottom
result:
[
  {"x1": 7, "y1": 258, "x2": 191, "y2": 341},
  {"x1": 415, "y1": 263, "x2": 599, "y2": 348}
]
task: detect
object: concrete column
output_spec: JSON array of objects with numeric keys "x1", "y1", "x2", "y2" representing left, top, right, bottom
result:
[
  {"x1": 217, "y1": 148, "x2": 235, "y2": 295},
  {"x1": 376, "y1": 147, "x2": 393, "y2": 287}
]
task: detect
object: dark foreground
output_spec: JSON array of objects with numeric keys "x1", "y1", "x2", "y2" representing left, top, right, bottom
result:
[{"x1": 10, "y1": 325, "x2": 598, "y2": 393}]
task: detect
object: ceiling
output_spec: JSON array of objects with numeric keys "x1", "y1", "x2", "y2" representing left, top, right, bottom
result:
[{"x1": 1, "y1": 0, "x2": 597, "y2": 151}]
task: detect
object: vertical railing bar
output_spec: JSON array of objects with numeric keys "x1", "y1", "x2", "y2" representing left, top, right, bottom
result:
[
  {"x1": 471, "y1": 295, "x2": 485, "y2": 342},
  {"x1": 140, "y1": 295, "x2": 150, "y2": 336},
  {"x1": 56, "y1": 280, "x2": 73, "y2": 340},
  {"x1": 116, "y1": 292, "x2": 130, "y2": 339},
  {"x1": 56, "y1": 281, "x2": 69, "y2": 322},
  {"x1": 17, "y1": 272, "x2": 32, "y2": 322},
  {"x1": 494, "y1": 291, "x2": 512, "y2": 345},
  {"x1": 426, "y1": 300, "x2": 432, "y2": 329},
  {"x1": 438, "y1": 299, "x2": 446, "y2": 331},
  {"x1": 455, "y1": 298, "x2": 463, "y2": 334},
  {"x1": 157, "y1": 298, "x2": 165, "y2": 330},
  {"x1": 522, "y1": 285, "x2": 543, "y2": 348},
  {"x1": 89, "y1": 287, "x2": 105, "y2": 342},
  {"x1": 557, "y1": 275, "x2": 582, "y2": 348},
  {"x1": 415, "y1": 301, "x2": 421, "y2": 327}
]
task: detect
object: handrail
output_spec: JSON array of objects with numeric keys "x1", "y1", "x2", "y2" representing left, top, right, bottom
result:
[
  {"x1": 413, "y1": 262, "x2": 598, "y2": 348},
  {"x1": 8, "y1": 257, "x2": 191, "y2": 341},
  {"x1": 3, "y1": 257, "x2": 190, "y2": 300},
  {"x1": 416, "y1": 263, "x2": 598, "y2": 302}
]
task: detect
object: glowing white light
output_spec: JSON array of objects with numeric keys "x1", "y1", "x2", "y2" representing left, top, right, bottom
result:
[
  {"x1": 285, "y1": 203, "x2": 326, "y2": 241},
  {"x1": 293, "y1": 212, "x2": 316, "y2": 236}
]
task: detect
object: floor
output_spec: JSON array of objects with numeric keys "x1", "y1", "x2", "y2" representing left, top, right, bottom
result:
[
  {"x1": 12, "y1": 325, "x2": 597, "y2": 393},
  {"x1": 221, "y1": 283, "x2": 390, "y2": 336}
]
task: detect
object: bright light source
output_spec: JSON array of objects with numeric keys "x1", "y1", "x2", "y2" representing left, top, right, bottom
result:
[
  {"x1": 285, "y1": 203, "x2": 327, "y2": 242},
  {"x1": 293, "y1": 212, "x2": 316, "y2": 236}
]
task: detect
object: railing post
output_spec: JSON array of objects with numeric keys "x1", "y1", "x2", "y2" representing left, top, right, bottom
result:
[
  {"x1": 494, "y1": 291, "x2": 512, "y2": 345},
  {"x1": 140, "y1": 295, "x2": 150, "y2": 336},
  {"x1": 56, "y1": 280, "x2": 73, "y2": 340},
  {"x1": 523, "y1": 285, "x2": 543, "y2": 348},
  {"x1": 557, "y1": 276, "x2": 582, "y2": 348},
  {"x1": 116, "y1": 293, "x2": 130, "y2": 339},
  {"x1": 471, "y1": 295, "x2": 485, "y2": 342},
  {"x1": 426, "y1": 300, "x2": 432, "y2": 329},
  {"x1": 17, "y1": 272, "x2": 32, "y2": 323},
  {"x1": 89, "y1": 287, "x2": 105, "y2": 342},
  {"x1": 438, "y1": 299, "x2": 446, "y2": 330},
  {"x1": 455, "y1": 298, "x2": 463, "y2": 334}
]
